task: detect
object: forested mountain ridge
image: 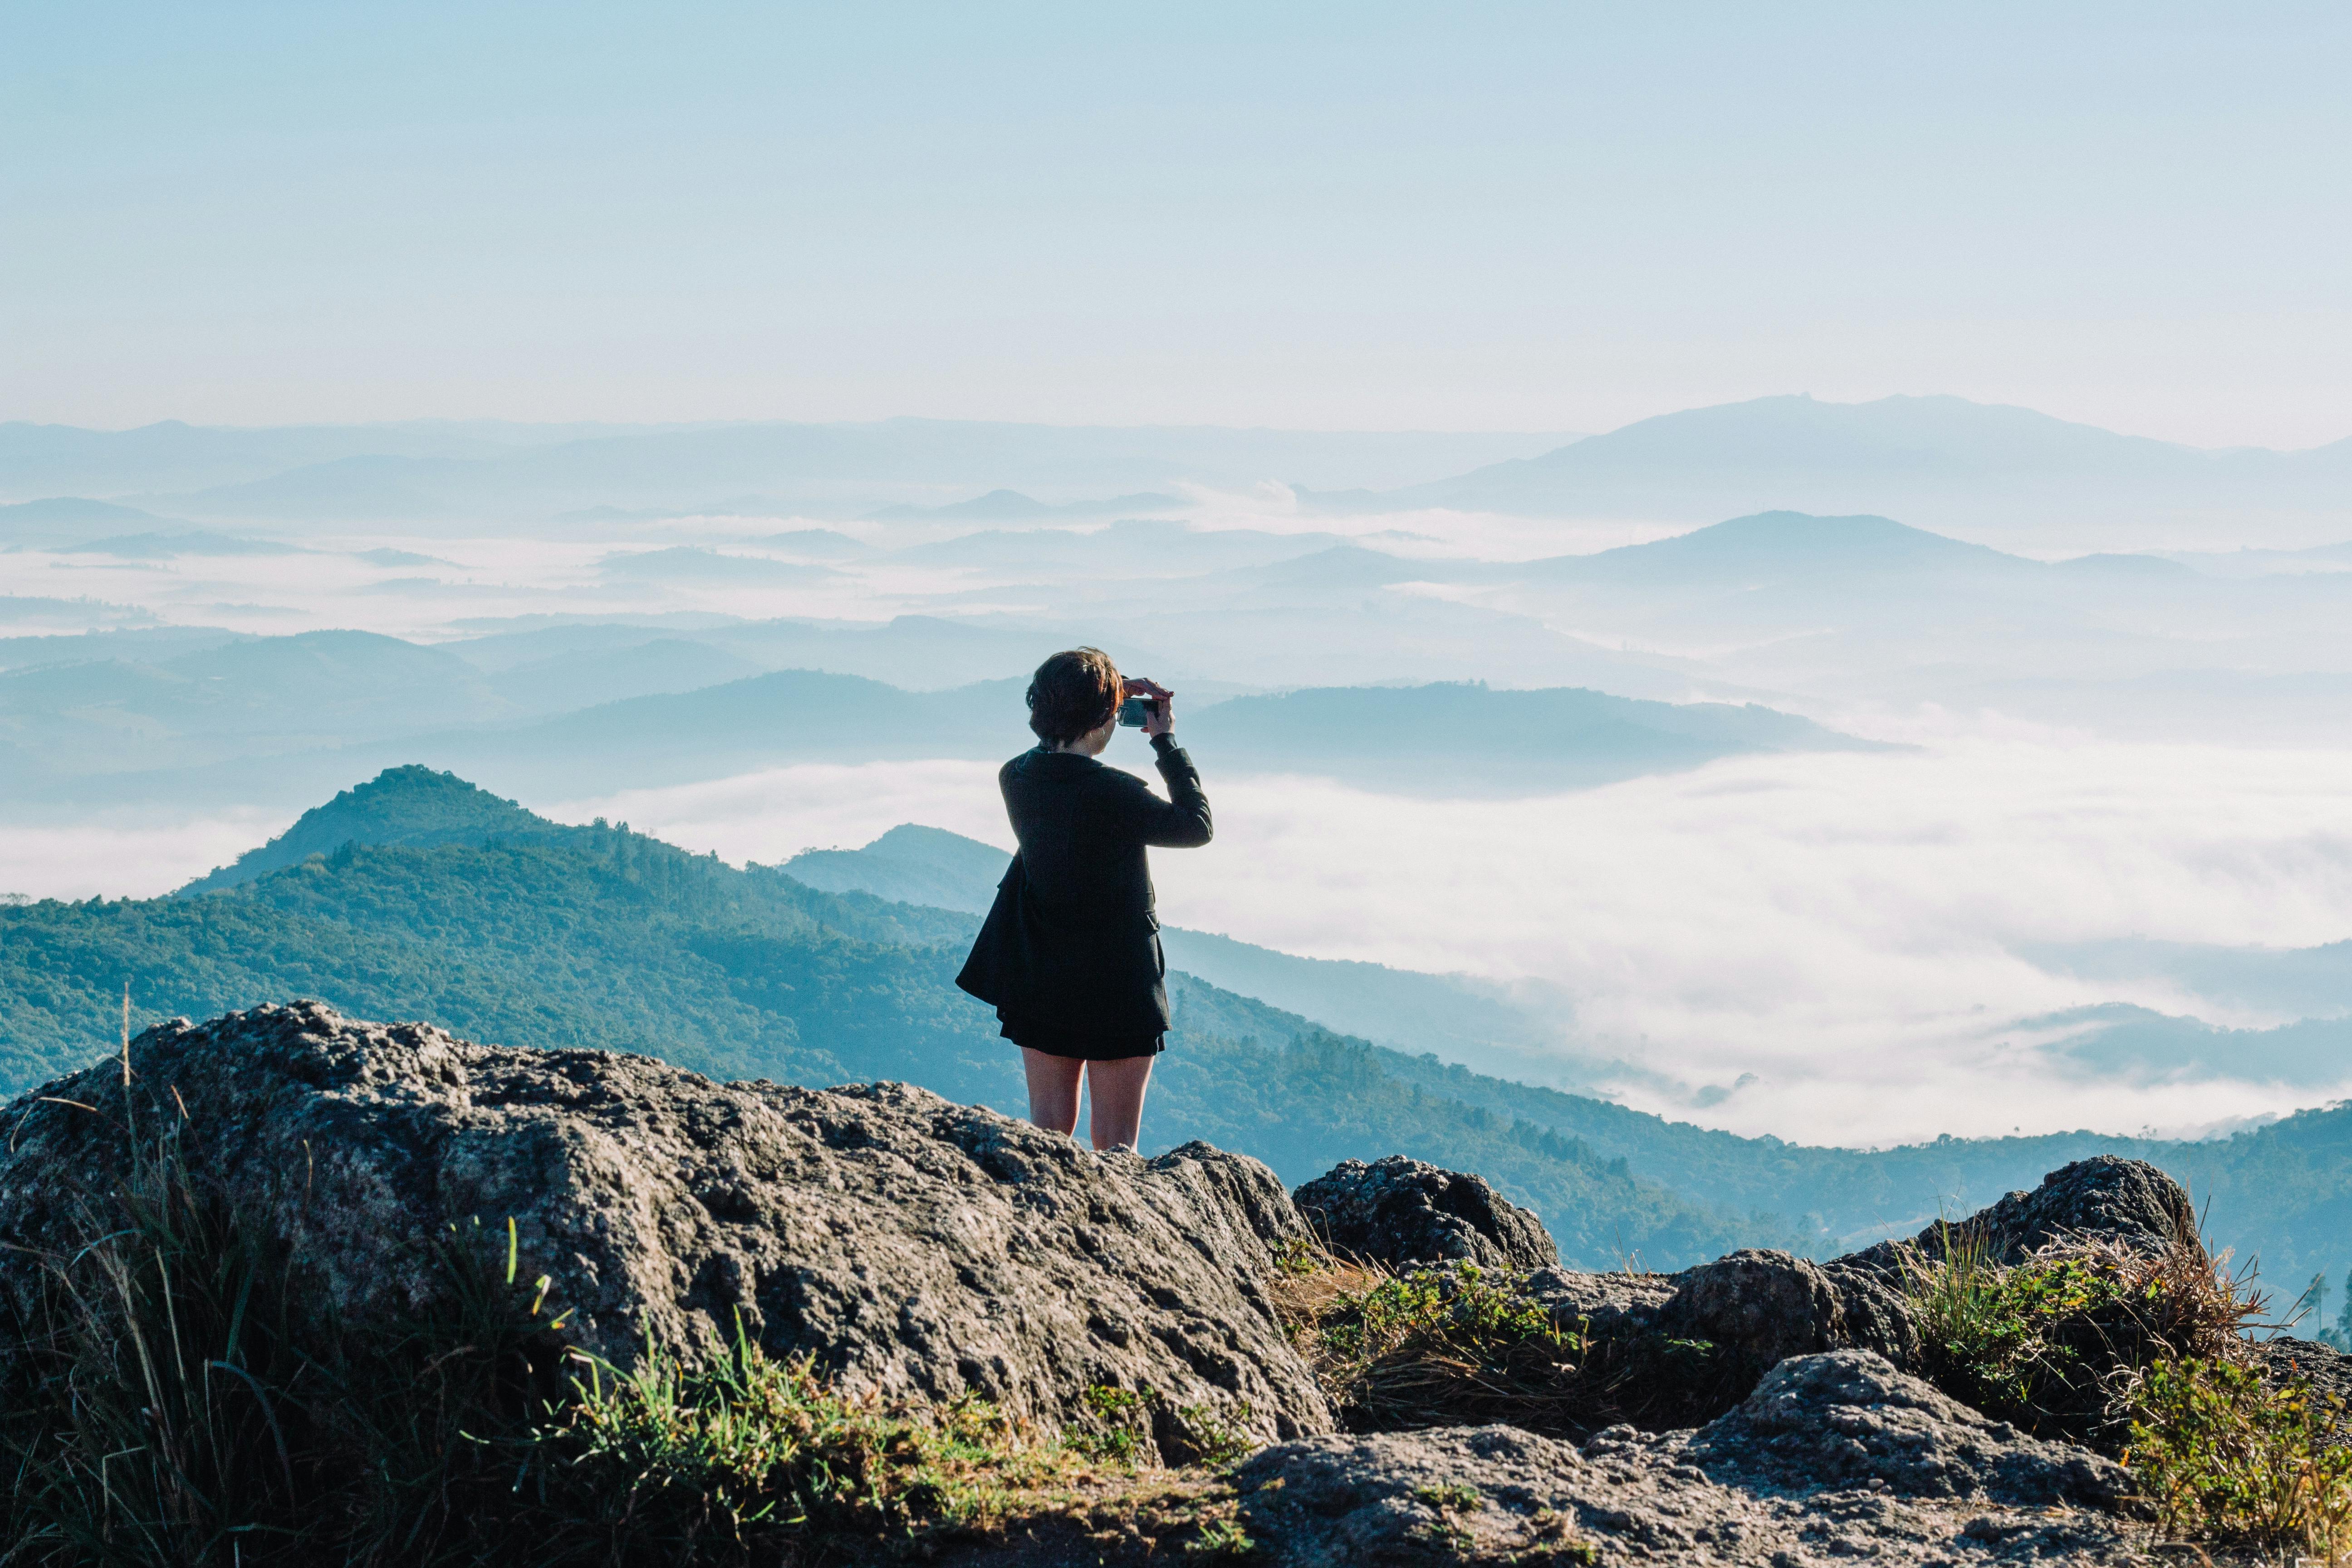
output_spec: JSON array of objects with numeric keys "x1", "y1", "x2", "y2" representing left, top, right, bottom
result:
[{"x1": 0, "y1": 767, "x2": 1763, "y2": 1269}]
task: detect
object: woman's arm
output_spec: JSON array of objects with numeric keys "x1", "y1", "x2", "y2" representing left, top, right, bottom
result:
[
  {"x1": 1103, "y1": 678, "x2": 1210, "y2": 847},
  {"x1": 1098, "y1": 732, "x2": 1213, "y2": 848},
  {"x1": 1139, "y1": 732, "x2": 1213, "y2": 847}
]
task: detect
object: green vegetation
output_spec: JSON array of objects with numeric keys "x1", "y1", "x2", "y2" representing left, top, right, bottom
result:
[
  {"x1": 13, "y1": 764, "x2": 2352, "y2": 1282},
  {"x1": 531, "y1": 1328, "x2": 1086, "y2": 1559},
  {"x1": 0, "y1": 1125, "x2": 570, "y2": 1564},
  {"x1": 1278, "y1": 1254, "x2": 1589, "y2": 1434},
  {"x1": 1900, "y1": 1221, "x2": 2258, "y2": 1444},
  {"x1": 2128, "y1": 1359, "x2": 2352, "y2": 1558}
]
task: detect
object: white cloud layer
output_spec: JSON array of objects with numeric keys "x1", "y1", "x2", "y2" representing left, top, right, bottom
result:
[{"x1": 519, "y1": 737, "x2": 2352, "y2": 1147}]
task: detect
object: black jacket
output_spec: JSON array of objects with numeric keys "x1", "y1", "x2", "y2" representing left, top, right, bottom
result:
[{"x1": 955, "y1": 733, "x2": 1213, "y2": 1039}]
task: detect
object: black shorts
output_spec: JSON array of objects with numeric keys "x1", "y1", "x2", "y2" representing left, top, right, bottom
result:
[{"x1": 998, "y1": 1010, "x2": 1165, "y2": 1062}]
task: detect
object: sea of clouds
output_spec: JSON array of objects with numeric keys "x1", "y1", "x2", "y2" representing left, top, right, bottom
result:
[
  {"x1": 11, "y1": 501, "x2": 2352, "y2": 1148},
  {"x1": 523, "y1": 737, "x2": 2352, "y2": 1147}
]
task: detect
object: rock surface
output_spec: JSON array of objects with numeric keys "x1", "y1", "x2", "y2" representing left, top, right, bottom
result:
[
  {"x1": 1237, "y1": 1352, "x2": 2142, "y2": 1566},
  {"x1": 1293, "y1": 1155, "x2": 1559, "y2": 1272},
  {"x1": 1684, "y1": 1351, "x2": 2130, "y2": 1505},
  {"x1": 1661, "y1": 1249, "x2": 1918, "y2": 1372},
  {"x1": 1843, "y1": 1155, "x2": 2193, "y2": 1275},
  {"x1": 0, "y1": 1002, "x2": 1333, "y2": 1448}
]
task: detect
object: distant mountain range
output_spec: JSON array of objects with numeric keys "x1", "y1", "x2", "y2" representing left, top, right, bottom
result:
[
  {"x1": 781, "y1": 823, "x2": 1590, "y2": 1084},
  {"x1": 860, "y1": 488, "x2": 1187, "y2": 522},
  {"x1": 1313, "y1": 394, "x2": 2352, "y2": 549},
  {"x1": 7, "y1": 396, "x2": 2346, "y2": 549},
  {"x1": 0, "y1": 629, "x2": 1882, "y2": 811},
  {"x1": 0, "y1": 419, "x2": 1571, "y2": 526}
]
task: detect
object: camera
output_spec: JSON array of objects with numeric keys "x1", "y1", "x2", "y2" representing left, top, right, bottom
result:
[{"x1": 1117, "y1": 694, "x2": 1158, "y2": 727}]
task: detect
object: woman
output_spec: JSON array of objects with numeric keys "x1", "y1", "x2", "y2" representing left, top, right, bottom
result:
[{"x1": 955, "y1": 647, "x2": 1212, "y2": 1151}]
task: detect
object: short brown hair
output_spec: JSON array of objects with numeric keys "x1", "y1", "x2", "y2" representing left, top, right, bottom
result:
[{"x1": 1027, "y1": 647, "x2": 1122, "y2": 745}]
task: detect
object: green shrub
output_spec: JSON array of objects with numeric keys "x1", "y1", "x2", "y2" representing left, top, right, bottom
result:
[
  {"x1": 520, "y1": 1322, "x2": 1076, "y2": 1558},
  {"x1": 2127, "y1": 1357, "x2": 2352, "y2": 1555},
  {"x1": 1284, "y1": 1259, "x2": 1585, "y2": 1432},
  {"x1": 1901, "y1": 1220, "x2": 2259, "y2": 1444}
]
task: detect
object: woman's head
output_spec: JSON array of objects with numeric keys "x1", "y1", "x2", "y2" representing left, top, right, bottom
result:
[{"x1": 1027, "y1": 647, "x2": 1122, "y2": 746}]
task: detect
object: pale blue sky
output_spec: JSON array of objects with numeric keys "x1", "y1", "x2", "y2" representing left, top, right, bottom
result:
[{"x1": 5, "y1": 2, "x2": 2347, "y2": 446}]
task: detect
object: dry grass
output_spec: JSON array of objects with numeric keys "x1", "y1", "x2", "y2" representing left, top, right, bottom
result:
[
  {"x1": 1898, "y1": 1205, "x2": 2266, "y2": 1446},
  {"x1": 1271, "y1": 1245, "x2": 1589, "y2": 1434}
]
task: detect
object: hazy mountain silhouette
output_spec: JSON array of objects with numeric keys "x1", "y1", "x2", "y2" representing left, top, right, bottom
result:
[
  {"x1": 30, "y1": 420, "x2": 1567, "y2": 524},
  {"x1": 860, "y1": 488, "x2": 1186, "y2": 522},
  {"x1": 1513, "y1": 510, "x2": 2029, "y2": 586},
  {"x1": 0, "y1": 497, "x2": 187, "y2": 545},
  {"x1": 65, "y1": 531, "x2": 307, "y2": 559},
  {"x1": 1326, "y1": 394, "x2": 2352, "y2": 546}
]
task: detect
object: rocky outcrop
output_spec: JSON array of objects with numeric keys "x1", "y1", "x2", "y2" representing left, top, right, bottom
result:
[
  {"x1": 1235, "y1": 1352, "x2": 2139, "y2": 1566},
  {"x1": 0, "y1": 1003, "x2": 1333, "y2": 1448},
  {"x1": 1683, "y1": 1351, "x2": 2130, "y2": 1504},
  {"x1": 1293, "y1": 1155, "x2": 1559, "y2": 1272},
  {"x1": 0, "y1": 1005, "x2": 2210, "y2": 1564},
  {"x1": 1842, "y1": 1154, "x2": 2193, "y2": 1275}
]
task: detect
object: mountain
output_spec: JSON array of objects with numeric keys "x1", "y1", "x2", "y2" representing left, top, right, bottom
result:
[
  {"x1": 482, "y1": 637, "x2": 767, "y2": 715},
  {"x1": 0, "y1": 767, "x2": 1757, "y2": 1269},
  {"x1": 1340, "y1": 395, "x2": 2352, "y2": 549},
  {"x1": 1514, "y1": 510, "x2": 2029, "y2": 587},
  {"x1": 0, "y1": 496, "x2": 188, "y2": 546},
  {"x1": 5, "y1": 635, "x2": 1875, "y2": 812},
  {"x1": 176, "y1": 765, "x2": 549, "y2": 894},
  {"x1": 1181, "y1": 679, "x2": 1887, "y2": 793},
  {"x1": 411, "y1": 673, "x2": 1879, "y2": 800},
  {"x1": 0, "y1": 629, "x2": 511, "y2": 778},
  {"x1": 0, "y1": 419, "x2": 620, "y2": 498},
  {"x1": 0, "y1": 626, "x2": 244, "y2": 675},
  {"x1": 64, "y1": 530, "x2": 306, "y2": 558},
  {"x1": 784, "y1": 823, "x2": 1010, "y2": 913},
  {"x1": 13, "y1": 420, "x2": 1569, "y2": 524},
  {"x1": 2021, "y1": 936, "x2": 2352, "y2": 1022}
]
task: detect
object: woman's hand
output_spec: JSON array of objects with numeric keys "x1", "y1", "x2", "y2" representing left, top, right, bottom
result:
[{"x1": 1128, "y1": 677, "x2": 1176, "y2": 738}]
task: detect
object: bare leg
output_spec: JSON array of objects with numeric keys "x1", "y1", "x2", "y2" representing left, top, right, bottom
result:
[
  {"x1": 1020, "y1": 1047, "x2": 1086, "y2": 1135},
  {"x1": 1085, "y1": 1054, "x2": 1155, "y2": 1152}
]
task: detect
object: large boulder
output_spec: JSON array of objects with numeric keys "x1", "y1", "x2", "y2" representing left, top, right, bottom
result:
[
  {"x1": 0, "y1": 1003, "x2": 1334, "y2": 1448},
  {"x1": 1660, "y1": 1249, "x2": 1918, "y2": 1372},
  {"x1": 1293, "y1": 1155, "x2": 1559, "y2": 1272},
  {"x1": 1842, "y1": 1155, "x2": 2194, "y2": 1275},
  {"x1": 1235, "y1": 1352, "x2": 2137, "y2": 1567}
]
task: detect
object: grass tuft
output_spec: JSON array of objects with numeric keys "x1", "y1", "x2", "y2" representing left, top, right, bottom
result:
[
  {"x1": 2127, "y1": 1356, "x2": 2352, "y2": 1558},
  {"x1": 1275, "y1": 1251, "x2": 1587, "y2": 1433},
  {"x1": 519, "y1": 1317, "x2": 1095, "y2": 1558},
  {"x1": 1899, "y1": 1210, "x2": 2260, "y2": 1444}
]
